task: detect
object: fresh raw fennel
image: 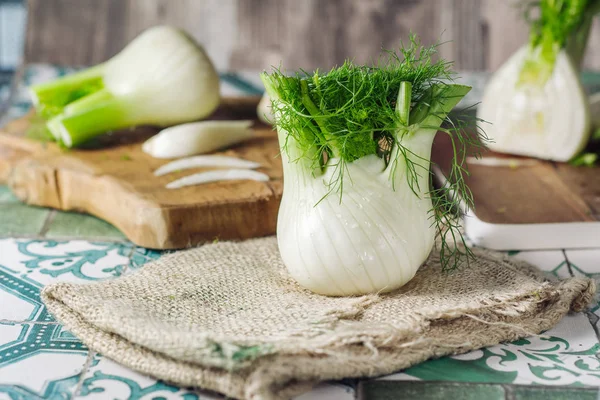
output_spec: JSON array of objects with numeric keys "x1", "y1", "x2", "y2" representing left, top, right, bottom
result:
[
  {"x1": 262, "y1": 38, "x2": 481, "y2": 296},
  {"x1": 30, "y1": 26, "x2": 220, "y2": 148},
  {"x1": 166, "y1": 169, "x2": 269, "y2": 189},
  {"x1": 143, "y1": 120, "x2": 254, "y2": 159},
  {"x1": 154, "y1": 155, "x2": 260, "y2": 176},
  {"x1": 478, "y1": 0, "x2": 600, "y2": 161}
]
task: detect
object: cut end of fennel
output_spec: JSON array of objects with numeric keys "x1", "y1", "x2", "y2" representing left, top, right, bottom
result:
[
  {"x1": 477, "y1": 46, "x2": 591, "y2": 162},
  {"x1": 166, "y1": 169, "x2": 269, "y2": 189},
  {"x1": 46, "y1": 117, "x2": 73, "y2": 147},
  {"x1": 154, "y1": 155, "x2": 261, "y2": 176}
]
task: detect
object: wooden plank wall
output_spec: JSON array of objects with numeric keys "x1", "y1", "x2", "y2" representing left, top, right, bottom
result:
[{"x1": 24, "y1": 0, "x2": 600, "y2": 72}]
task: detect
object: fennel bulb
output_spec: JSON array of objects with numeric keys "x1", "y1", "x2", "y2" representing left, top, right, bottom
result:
[
  {"x1": 262, "y1": 39, "x2": 478, "y2": 296},
  {"x1": 143, "y1": 120, "x2": 254, "y2": 159},
  {"x1": 30, "y1": 26, "x2": 220, "y2": 148},
  {"x1": 478, "y1": 0, "x2": 600, "y2": 161}
]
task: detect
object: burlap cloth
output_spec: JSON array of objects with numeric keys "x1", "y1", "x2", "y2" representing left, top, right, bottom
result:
[{"x1": 41, "y1": 237, "x2": 595, "y2": 400}]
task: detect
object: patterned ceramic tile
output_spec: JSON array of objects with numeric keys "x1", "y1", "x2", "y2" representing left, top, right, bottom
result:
[
  {"x1": 126, "y1": 246, "x2": 163, "y2": 273},
  {"x1": 0, "y1": 239, "x2": 132, "y2": 285},
  {"x1": 509, "y1": 250, "x2": 572, "y2": 278},
  {"x1": 0, "y1": 349, "x2": 89, "y2": 399},
  {"x1": 565, "y1": 249, "x2": 600, "y2": 338},
  {"x1": 392, "y1": 250, "x2": 600, "y2": 385},
  {"x1": 402, "y1": 313, "x2": 600, "y2": 385},
  {"x1": 0, "y1": 238, "x2": 133, "y2": 399},
  {"x1": 565, "y1": 249, "x2": 600, "y2": 280},
  {"x1": 76, "y1": 356, "x2": 206, "y2": 400}
]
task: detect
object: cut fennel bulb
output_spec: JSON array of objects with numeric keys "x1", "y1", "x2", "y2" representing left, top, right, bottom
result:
[
  {"x1": 143, "y1": 120, "x2": 254, "y2": 159},
  {"x1": 30, "y1": 26, "x2": 220, "y2": 148},
  {"x1": 478, "y1": 46, "x2": 590, "y2": 161},
  {"x1": 478, "y1": 0, "x2": 600, "y2": 162},
  {"x1": 262, "y1": 38, "x2": 479, "y2": 296}
]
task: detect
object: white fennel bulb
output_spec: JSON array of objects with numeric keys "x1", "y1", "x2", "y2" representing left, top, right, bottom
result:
[
  {"x1": 477, "y1": 0, "x2": 600, "y2": 161},
  {"x1": 276, "y1": 131, "x2": 437, "y2": 296},
  {"x1": 478, "y1": 46, "x2": 590, "y2": 161},
  {"x1": 262, "y1": 38, "x2": 478, "y2": 296},
  {"x1": 31, "y1": 26, "x2": 220, "y2": 148}
]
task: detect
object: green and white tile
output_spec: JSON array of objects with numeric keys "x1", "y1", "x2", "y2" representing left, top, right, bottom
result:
[
  {"x1": 565, "y1": 249, "x2": 600, "y2": 281},
  {"x1": 0, "y1": 239, "x2": 132, "y2": 284},
  {"x1": 565, "y1": 249, "x2": 600, "y2": 337},
  {"x1": 77, "y1": 356, "x2": 204, "y2": 400},
  {"x1": 0, "y1": 349, "x2": 89, "y2": 399},
  {"x1": 126, "y1": 246, "x2": 163, "y2": 273},
  {"x1": 508, "y1": 250, "x2": 573, "y2": 278},
  {"x1": 0, "y1": 238, "x2": 137, "y2": 399},
  {"x1": 384, "y1": 250, "x2": 600, "y2": 386}
]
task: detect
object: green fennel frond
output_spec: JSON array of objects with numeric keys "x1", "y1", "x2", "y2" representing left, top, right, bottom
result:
[{"x1": 430, "y1": 108, "x2": 488, "y2": 271}]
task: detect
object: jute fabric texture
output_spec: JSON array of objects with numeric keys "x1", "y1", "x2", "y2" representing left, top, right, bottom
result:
[{"x1": 42, "y1": 237, "x2": 595, "y2": 400}]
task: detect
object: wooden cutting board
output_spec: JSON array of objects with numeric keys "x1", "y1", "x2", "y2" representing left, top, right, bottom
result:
[
  {"x1": 0, "y1": 97, "x2": 283, "y2": 249},
  {"x1": 431, "y1": 133, "x2": 600, "y2": 250}
]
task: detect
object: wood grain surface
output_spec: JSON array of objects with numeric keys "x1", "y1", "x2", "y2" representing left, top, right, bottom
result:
[
  {"x1": 23, "y1": 0, "x2": 600, "y2": 72},
  {"x1": 0, "y1": 98, "x2": 283, "y2": 249},
  {"x1": 431, "y1": 133, "x2": 600, "y2": 224}
]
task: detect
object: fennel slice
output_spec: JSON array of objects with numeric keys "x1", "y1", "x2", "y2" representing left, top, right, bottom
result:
[
  {"x1": 166, "y1": 169, "x2": 269, "y2": 189},
  {"x1": 143, "y1": 120, "x2": 255, "y2": 159},
  {"x1": 154, "y1": 155, "x2": 261, "y2": 176}
]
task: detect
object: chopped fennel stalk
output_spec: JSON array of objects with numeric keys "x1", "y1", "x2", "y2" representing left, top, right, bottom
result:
[
  {"x1": 261, "y1": 36, "x2": 484, "y2": 296},
  {"x1": 29, "y1": 26, "x2": 220, "y2": 148},
  {"x1": 166, "y1": 169, "x2": 269, "y2": 189}
]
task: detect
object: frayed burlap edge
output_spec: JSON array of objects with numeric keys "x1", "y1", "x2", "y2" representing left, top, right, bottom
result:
[{"x1": 42, "y1": 268, "x2": 595, "y2": 400}]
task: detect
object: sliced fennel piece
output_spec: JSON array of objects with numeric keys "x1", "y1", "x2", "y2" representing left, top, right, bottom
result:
[
  {"x1": 143, "y1": 120, "x2": 254, "y2": 159},
  {"x1": 478, "y1": 46, "x2": 590, "y2": 162},
  {"x1": 465, "y1": 156, "x2": 538, "y2": 167},
  {"x1": 31, "y1": 26, "x2": 220, "y2": 148},
  {"x1": 166, "y1": 169, "x2": 269, "y2": 189},
  {"x1": 257, "y1": 93, "x2": 273, "y2": 124},
  {"x1": 154, "y1": 155, "x2": 261, "y2": 176}
]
